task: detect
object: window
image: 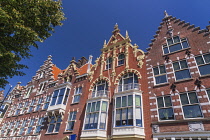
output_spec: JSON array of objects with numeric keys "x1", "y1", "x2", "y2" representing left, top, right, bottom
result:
[
  {"x1": 206, "y1": 89, "x2": 210, "y2": 100},
  {"x1": 115, "y1": 95, "x2": 142, "y2": 127},
  {"x1": 35, "y1": 98, "x2": 43, "y2": 111},
  {"x1": 22, "y1": 101, "x2": 29, "y2": 114},
  {"x1": 15, "y1": 103, "x2": 22, "y2": 115},
  {"x1": 66, "y1": 111, "x2": 77, "y2": 131},
  {"x1": 0, "y1": 105, "x2": 8, "y2": 118},
  {"x1": 84, "y1": 101, "x2": 108, "y2": 130},
  {"x1": 195, "y1": 53, "x2": 210, "y2": 76},
  {"x1": 73, "y1": 87, "x2": 82, "y2": 103},
  {"x1": 28, "y1": 99, "x2": 36, "y2": 113},
  {"x1": 163, "y1": 36, "x2": 189, "y2": 54},
  {"x1": 106, "y1": 57, "x2": 112, "y2": 69},
  {"x1": 35, "y1": 117, "x2": 44, "y2": 133},
  {"x1": 19, "y1": 120, "x2": 27, "y2": 135},
  {"x1": 91, "y1": 80, "x2": 108, "y2": 98},
  {"x1": 118, "y1": 73, "x2": 139, "y2": 92},
  {"x1": 27, "y1": 119, "x2": 35, "y2": 135},
  {"x1": 43, "y1": 96, "x2": 51, "y2": 110},
  {"x1": 38, "y1": 82, "x2": 47, "y2": 94},
  {"x1": 180, "y1": 92, "x2": 203, "y2": 118},
  {"x1": 157, "y1": 96, "x2": 174, "y2": 120},
  {"x1": 25, "y1": 86, "x2": 33, "y2": 98},
  {"x1": 173, "y1": 60, "x2": 191, "y2": 80},
  {"x1": 1, "y1": 123, "x2": 7, "y2": 136},
  {"x1": 47, "y1": 115, "x2": 62, "y2": 133},
  {"x1": 12, "y1": 121, "x2": 20, "y2": 135},
  {"x1": 6, "y1": 122, "x2": 14, "y2": 136},
  {"x1": 153, "y1": 65, "x2": 167, "y2": 85},
  {"x1": 50, "y1": 88, "x2": 70, "y2": 106},
  {"x1": 118, "y1": 53, "x2": 125, "y2": 66}
]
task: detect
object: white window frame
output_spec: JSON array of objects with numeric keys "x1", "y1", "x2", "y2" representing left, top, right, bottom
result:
[
  {"x1": 43, "y1": 95, "x2": 51, "y2": 110},
  {"x1": 47, "y1": 115, "x2": 62, "y2": 133},
  {"x1": 26, "y1": 118, "x2": 35, "y2": 135},
  {"x1": 25, "y1": 86, "x2": 33, "y2": 98},
  {"x1": 38, "y1": 81, "x2": 47, "y2": 94},
  {"x1": 72, "y1": 86, "x2": 82, "y2": 103},
  {"x1": 118, "y1": 53, "x2": 125, "y2": 66},
  {"x1": 153, "y1": 65, "x2": 168, "y2": 85},
  {"x1": 106, "y1": 57, "x2": 112, "y2": 70},
  {"x1": 49, "y1": 87, "x2": 70, "y2": 106},
  {"x1": 195, "y1": 53, "x2": 210, "y2": 76},
  {"x1": 66, "y1": 111, "x2": 77, "y2": 131},
  {"x1": 18, "y1": 120, "x2": 27, "y2": 135},
  {"x1": 118, "y1": 73, "x2": 139, "y2": 92},
  {"x1": 35, "y1": 117, "x2": 44, "y2": 134},
  {"x1": 35, "y1": 97, "x2": 43, "y2": 112}
]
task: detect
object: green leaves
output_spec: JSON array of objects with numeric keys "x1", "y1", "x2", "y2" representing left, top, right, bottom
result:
[{"x1": 0, "y1": 0, "x2": 65, "y2": 88}]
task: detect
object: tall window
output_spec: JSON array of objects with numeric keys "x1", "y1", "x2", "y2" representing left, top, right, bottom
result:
[
  {"x1": 19, "y1": 120, "x2": 27, "y2": 135},
  {"x1": 28, "y1": 99, "x2": 36, "y2": 113},
  {"x1": 66, "y1": 111, "x2": 77, "y2": 131},
  {"x1": 47, "y1": 115, "x2": 62, "y2": 133},
  {"x1": 157, "y1": 96, "x2": 174, "y2": 120},
  {"x1": 106, "y1": 57, "x2": 112, "y2": 69},
  {"x1": 195, "y1": 53, "x2": 210, "y2": 76},
  {"x1": 153, "y1": 65, "x2": 167, "y2": 85},
  {"x1": 173, "y1": 60, "x2": 191, "y2": 80},
  {"x1": 91, "y1": 80, "x2": 108, "y2": 98},
  {"x1": 163, "y1": 36, "x2": 189, "y2": 54},
  {"x1": 27, "y1": 119, "x2": 35, "y2": 134},
  {"x1": 25, "y1": 86, "x2": 33, "y2": 98},
  {"x1": 43, "y1": 96, "x2": 51, "y2": 110},
  {"x1": 73, "y1": 87, "x2": 82, "y2": 103},
  {"x1": 35, "y1": 117, "x2": 44, "y2": 134},
  {"x1": 180, "y1": 92, "x2": 203, "y2": 118},
  {"x1": 22, "y1": 101, "x2": 29, "y2": 114},
  {"x1": 39, "y1": 82, "x2": 47, "y2": 94},
  {"x1": 118, "y1": 73, "x2": 139, "y2": 92},
  {"x1": 12, "y1": 121, "x2": 20, "y2": 135},
  {"x1": 115, "y1": 94, "x2": 142, "y2": 127},
  {"x1": 206, "y1": 89, "x2": 210, "y2": 100},
  {"x1": 50, "y1": 88, "x2": 70, "y2": 106},
  {"x1": 15, "y1": 103, "x2": 22, "y2": 115},
  {"x1": 84, "y1": 101, "x2": 108, "y2": 130},
  {"x1": 118, "y1": 53, "x2": 125, "y2": 66},
  {"x1": 35, "y1": 98, "x2": 43, "y2": 111},
  {"x1": 0, "y1": 105, "x2": 8, "y2": 118}
]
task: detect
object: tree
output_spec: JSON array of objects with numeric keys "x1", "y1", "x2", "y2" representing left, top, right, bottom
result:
[{"x1": 0, "y1": 0, "x2": 65, "y2": 88}]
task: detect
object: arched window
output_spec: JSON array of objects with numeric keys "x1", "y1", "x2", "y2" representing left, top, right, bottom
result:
[
  {"x1": 106, "y1": 58, "x2": 112, "y2": 69},
  {"x1": 118, "y1": 53, "x2": 125, "y2": 66},
  {"x1": 118, "y1": 73, "x2": 139, "y2": 92},
  {"x1": 91, "y1": 80, "x2": 108, "y2": 98}
]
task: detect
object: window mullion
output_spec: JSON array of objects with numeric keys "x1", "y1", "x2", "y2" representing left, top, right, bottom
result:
[{"x1": 133, "y1": 94, "x2": 136, "y2": 126}]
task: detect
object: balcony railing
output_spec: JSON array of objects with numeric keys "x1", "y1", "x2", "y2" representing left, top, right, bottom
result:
[
  {"x1": 89, "y1": 90, "x2": 108, "y2": 99},
  {"x1": 118, "y1": 83, "x2": 139, "y2": 92}
]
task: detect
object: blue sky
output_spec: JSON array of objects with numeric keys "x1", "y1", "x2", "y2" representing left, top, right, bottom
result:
[{"x1": 2, "y1": 0, "x2": 210, "y2": 93}]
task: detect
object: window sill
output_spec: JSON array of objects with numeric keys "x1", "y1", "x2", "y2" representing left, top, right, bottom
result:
[
  {"x1": 152, "y1": 117, "x2": 210, "y2": 124},
  {"x1": 63, "y1": 130, "x2": 73, "y2": 134},
  {"x1": 71, "y1": 102, "x2": 79, "y2": 105},
  {"x1": 163, "y1": 47, "x2": 191, "y2": 56},
  {"x1": 45, "y1": 132, "x2": 59, "y2": 135},
  {"x1": 116, "y1": 64, "x2": 124, "y2": 68},
  {"x1": 199, "y1": 74, "x2": 210, "y2": 79},
  {"x1": 174, "y1": 78, "x2": 193, "y2": 84},
  {"x1": 153, "y1": 83, "x2": 169, "y2": 88}
]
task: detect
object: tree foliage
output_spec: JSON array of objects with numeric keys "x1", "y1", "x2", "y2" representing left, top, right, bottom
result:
[{"x1": 0, "y1": 0, "x2": 65, "y2": 88}]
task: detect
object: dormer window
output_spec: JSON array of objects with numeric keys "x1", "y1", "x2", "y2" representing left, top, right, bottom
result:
[
  {"x1": 106, "y1": 57, "x2": 112, "y2": 69},
  {"x1": 118, "y1": 53, "x2": 125, "y2": 66},
  {"x1": 163, "y1": 36, "x2": 189, "y2": 54}
]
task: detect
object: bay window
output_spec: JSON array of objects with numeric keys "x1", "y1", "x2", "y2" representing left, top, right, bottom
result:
[
  {"x1": 180, "y1": 92, "x2": 203, "y2": 118},
  {"x1": 118, "y1": 73, "x2": 139, "y2": 92},
  {"x1": 115, "y1": 94, "x2": 142, "y2": 127},
  {"x1": 195, "y1": 53, "x2": 210, "y2": 76}
]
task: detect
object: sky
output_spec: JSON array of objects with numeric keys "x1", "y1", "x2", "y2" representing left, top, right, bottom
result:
[{"x1": 2, "y1": 0, "x2": 210, "y2": 94}]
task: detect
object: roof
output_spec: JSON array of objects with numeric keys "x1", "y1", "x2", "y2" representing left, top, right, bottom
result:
[
  {"x1": 77, "y1": 63, "x2": 91, "y2": 75},
  {"x1": 52, "y1": 65, "x2": 62, "y2": 81}
]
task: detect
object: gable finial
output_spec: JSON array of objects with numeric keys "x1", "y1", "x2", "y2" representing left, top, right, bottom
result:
[
  {"x1": 126, "y1": 30, "x2": 129, "y2": 38},
  {"x1": 112, "y1": 23, "x2": 120, "y2": 35},
  {"x1": 164, "y1": 10, "x2": 169, "y2": 18}
]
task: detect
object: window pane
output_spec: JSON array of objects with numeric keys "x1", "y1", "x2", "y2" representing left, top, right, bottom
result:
[
  {"x1": 195, "y1": 56, "x2": 204, "y2": 65},
  {"x1": 163, "y1": 47, "x2": 169, "y2": 54},
  {"x1": 159, "y1": 66, "x2": 166, "y2": 74},
  {"x1": 100, "y1": 112, "x2": 106, "y2": 129},
  {"x1": 157, "y1": 97, "x2": 164, "y2": 108},
  {"x1": 86, "y1": 103, "x2": 91, "y2": 113},
  {"x1": 54, "y1": 123, "x2": 61, "y2": 132},
  {"x1": 135, "y1": 95, "x2": 141, "y2": 106},
  {"x1": 53, "y1": 90, "x2": 59, "y2": 97},
  {"x1": 188, "y1": 92, "x2": 198, "y2": 104},
  {"x1": 173, "y1": 36, "x2": 180, "y2": 43},
  {"x1": 116, "y1": 109, "x2": 121, "y2": 126},
  {"x1": 67, "y1": 121, "x2": 74, "y2": 130},
  {"x1": 84, "y1": 114, "x2": 90, "y2": 129},
  {"x1": 122, "y1": 108, "x2": 127, "y2": 125},
  {"x1": 153, "y1": 67, "x2": 159, "y2": 75},
  {"x1": 180, "y1": 94, "x2": 189, "y2": 105},
  {"x1": 173, "y1": 62, "x2": 180, "y2": 71},
  {"x1": 164, "y1": 96, "x2": 172, "y2": 107},
  {"x1": 89, "y1": 113, "x2": 94, "y2": 129},
  {"x1": 93, "y1": 113, "x2": 98, "y2": 129},
  {"x1": 101, "y1": 101, "x2": 107, "y2": 112},
  {"x1": 135, "y1": 107, "x2": 142, "y2": 126},
  {"x1": 167, "y1": 38, "x2": 173, "y2": 45},
  {"x1": 180, "y1": 60, "x2": 188, "y2": 69},
  {"x1": 91, "y1": 102, "x2": 96, "y2": 112},
  {"x1": 96, "y1": 101, "x2": 100, "y2": 111},
  {"x1": 183, "y1": 105, "x2": 203, "y2": 118},
  {"x1": 48, "y1": 124, "x2": 55, "y2": 133},
  {"x1": 155, "y1": 75, "x2": 167, "y2": 84},
  {"x1": 72, "y1": 112, "x2": 77, "y2": 120},
  {"x1": 159, "y1": 108, "x2": 174, "y2": 120},
  {"x1": 182, "y1": 41, "x2": 189, "y2": 48},
  {"x1": 128, "y1": 95, "x2": 133, "y2": 106},
  {"x1": 175, "y1": 69, "x2": 191, "y2": 80},
  {"x1": 204, "y1": 54, "x2": 210, "y2": 63},
  {"x1": 207, "y1": 90, "x2": 210, "y2": 100},
  {"x1": 127, "y1": 108, "x2": 133, "y2": 125},
  {"x1": 122, "y1": 96, "x2": 127, "y2": 107},
  {"x1": 198, "y1": 64, "x2": 210, "y2": 75},
  {"x1": 169, "y1": 43, "x2": 182, "y2": 53},
  {"x1": 116, "y1": 97, "x2": 121, "y2": 108}
]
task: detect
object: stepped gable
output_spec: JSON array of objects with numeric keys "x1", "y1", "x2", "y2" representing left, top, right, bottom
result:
[{"x1": 146, "y1": 10, "x2": 210, "y2": 54}]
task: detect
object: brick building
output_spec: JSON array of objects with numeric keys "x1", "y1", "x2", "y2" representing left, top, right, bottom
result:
[{"x1": 0, "y1": 12, "x2": 210, "y2": 140}]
